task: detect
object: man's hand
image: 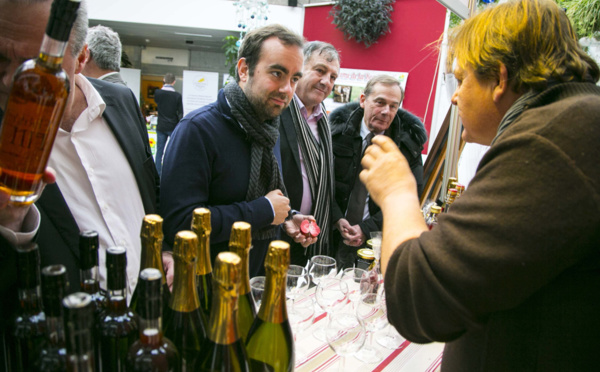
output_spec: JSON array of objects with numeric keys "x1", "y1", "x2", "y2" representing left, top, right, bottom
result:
[
  {"x1": 335, "y1": 218, "x2": 365, "y2": 246},
  {"x1": 283, "y1": 214, "x2": 318, "y2": 247},
  {"x1": 162, "y1": 251, "x2": 174, "y2": 292},
  {"x1": 0, "y1": 168, "x2": 56, "y2": 231},
  {"x1": 265, "y1": 189, "x2": 290, "y2": 225}
]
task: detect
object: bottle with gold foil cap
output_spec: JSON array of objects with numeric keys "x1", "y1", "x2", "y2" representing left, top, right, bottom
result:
[
  {"x1": 191, "y1": 208, "x2": 213, "y2": 323},
  {"x1": 228, "y1": 221, "x2": 257, "y2": 343},
  {"x1": 198, "y1": 252, "x2": 249, "y2": 371},
  {"x1": 130, "y1": 214, "x2": 170, "y2": 317},
  {"x1": 245, "y1": 241, "x2": 294, "y2": 372},
  {"x1": 163, "y1": 230, "x2": 207, "y2": 371}
]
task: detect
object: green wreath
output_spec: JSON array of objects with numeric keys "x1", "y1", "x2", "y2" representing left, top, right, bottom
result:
[{"x1": 330, "y1": 0, "x2": 396, "y2": 48}]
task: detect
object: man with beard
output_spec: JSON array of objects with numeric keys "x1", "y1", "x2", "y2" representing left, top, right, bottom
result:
[
  {"x1": 160, "y1": 24, "x2": 306, "y2": 277},
  {"x1": 279, "y1": 41, "x2": 340, "y2": 266}
]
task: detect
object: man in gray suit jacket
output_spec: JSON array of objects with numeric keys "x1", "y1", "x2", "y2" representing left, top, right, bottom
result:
[{"x1": 82, "y1": 24, "x2": 128, "y2": 86}]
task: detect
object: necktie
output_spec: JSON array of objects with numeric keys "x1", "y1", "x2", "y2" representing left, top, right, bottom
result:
[{"x1": 345, "y1": 132, "x2": 374, "y2": 225}]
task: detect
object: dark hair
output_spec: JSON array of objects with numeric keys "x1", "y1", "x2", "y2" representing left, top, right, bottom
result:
[
  {"x1": 303, "y1": 41, "x2": 340, "y2": 65},
  {"x1": 236, "y1": 24, "x2": 304, "y2": 82}
]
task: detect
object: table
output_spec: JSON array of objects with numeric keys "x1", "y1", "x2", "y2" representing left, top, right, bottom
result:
[{"x1": 293, "y1": 293, "x2": 444, "y2": 372}]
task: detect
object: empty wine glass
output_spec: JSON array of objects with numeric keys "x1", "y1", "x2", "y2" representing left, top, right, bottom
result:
[
  {"x1": 341, "y1": 267, "x2": 368, "y2": 308},
  {"x1": 370, "y1": 231, "x2": 382, "y2": 261},
  {"x1": 325, "y1": 312, "x2": 366, "y2": 372},
  {"x1": 355, "y1": 293, "x2": 388, "y2": 364},
  {"x1": 377, "y1": 290, "x2": 405, "y2": 349},
  {"x1": 308, "y1": 255, "x2": 337, "y2": 287},
  {"x1": 287, "y1": 293, "x2": 315, "y2": 362},
  {"x1": 313, "y1": 278, "x2": 348, "y2": 341},
  {"x1": 249, "y1": 276, "x2": 265, "y2": 311},
  {"x1": 287, "y1": 264, "x2": 310, "y2": 300}
]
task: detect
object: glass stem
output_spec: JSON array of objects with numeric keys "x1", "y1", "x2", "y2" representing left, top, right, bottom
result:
[
  {"x1": 338, "y1": 356, "x2": 346, "y2": 372},
  {"x1": 368, "y1": 330, "x2": 374, "y2": 348}
]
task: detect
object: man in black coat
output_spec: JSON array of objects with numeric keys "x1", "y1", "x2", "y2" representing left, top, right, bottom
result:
[
  {"x1": 154, "y1": 72, "x2": 183, "y2": 176},
  {"x1": 329, "y1": 74, "x2": 427, "y2": 268}
]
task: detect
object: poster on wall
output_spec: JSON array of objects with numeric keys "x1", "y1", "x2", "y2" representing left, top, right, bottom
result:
[
  {"x1": 182, "y1": 70, "x2": 219, "y2": 116},
  {"x1": 323, "y1": 68, "x2": 409, "y2": 113}
]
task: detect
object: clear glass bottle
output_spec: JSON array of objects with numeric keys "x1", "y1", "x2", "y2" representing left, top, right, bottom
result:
[
  {"x1": 63, "y1": 292, "x2": 95, "y2": 372},
  {"x1": 246, "y1": 241, "x2": 294, "y2": 372},
  {"x1": 35, "y1": 264, "x2": 69, "y2": 371},
  {"x1": 191, "y1": 208, "x2": 213, "y2": 323},
  {"x1": 130, "y1": 214, "x2": 170, "y2": 318},
  {"x1": 198, "y1": 252, "x2": 249, "y2": 372},
  {"x1": 98, "y1": 247, "x2": 138, "y2": 371},
  {"x1": 163, "y1": 231, "x2": 208, "y2": 371},
  {"x1": 0, "y1": 0, "x2": 81, "y2": 205},
  {"x1": 8, "y1": 242, "x2": 46, "y2": 372},
  {"x1": 127, "y1": 268, "x2": 181, "y2": 372},
  {"x1": 228, "y1": 221, "x2": 257, "y2": 343}
]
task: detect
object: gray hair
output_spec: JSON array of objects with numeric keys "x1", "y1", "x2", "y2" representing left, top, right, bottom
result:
[
  {"x1": 303, "y1": 41, "x2": 340, "y2": 65},
  {"x1": 164, "y1": 73, "x2": 176, "y2": 84},
  {"x1": 364, "y1": 74, "x2": 405, "y2": 103},
  {"x1": 86, "y1": 24, "x2": 121, "y2": 71}
]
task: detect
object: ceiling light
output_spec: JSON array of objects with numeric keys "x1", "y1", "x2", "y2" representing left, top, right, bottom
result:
[{"x1": 174, "y1": 32, "x2": 213, "y2": 38}]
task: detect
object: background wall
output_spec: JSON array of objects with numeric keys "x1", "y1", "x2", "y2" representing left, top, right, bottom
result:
[{"x1": 303, "y1": 0, "x2": 447, "y2": 153}]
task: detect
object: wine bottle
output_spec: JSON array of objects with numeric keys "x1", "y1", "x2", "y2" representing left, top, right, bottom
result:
[
  {"x1": 130, "y1": 214, "x2": 170, "y2": 317},
  {"x1": 245, "y1": 241, "x2": 294, "y2": 372},
  {"x1": 228, "y1": 221, "x2": 256, "y2": 343},
  {"x1": 7, "y1": 242, "x2": 46, "y2": 372},
  {"x1": 0, "y1": 0, "x2": 81, "y2": 205},
  {"x1": 79, "y1": 230, "x2": 106, "y2": 316},
  {"x1": 35, "y1": 264, "x2": 69, "y2": 371},
  {"x1": 98, "y1": 247, "x2": 138, "y2": 371},
  {"x1": 127, "y1": 268, "x2": 181, "y2": 372},
  {"x1": 163, "y1": 231, "x2": 208, "y2": 371},
  {"x1": 63, "y1": 292, "x2": 95, "y2": 372},
  {"x1": 191, "y1": 208, "x2": 213, "y2": 324},
  {"x1": 198, "y1": 252, "x2": 249, "y2": 372}
]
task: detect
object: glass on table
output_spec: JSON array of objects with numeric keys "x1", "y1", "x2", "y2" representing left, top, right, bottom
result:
[
  {"x1": 287, "y1": 264, "x2": 310, "y2": 300},
  {"x1": 341, "y1": 267, "x2": 368, "y2": 308},
  {"x1": 313, "y1": 278, "x2": 348, "y2": 341},
  {"x1": 377, "y1": 289, "x2": 405, "y2": 349},
  {"x1": 308, "y1": 255, "x2": 337, "y2": 286},
  {"x1": 354, "y1": 293, "x2": 387, "y2": 364},
  {"x1": 325, "y1": 312, "x2": 366, "y2": 372},
  {"x1": 369, "y1": 231, "x2": 382, "y2": 261},
  {"x1": 287, "y1": 292, "x2": 315, "y2": 362},
  {"x1": 249, "y1": 276, "x2": 265, "y2": 311}
]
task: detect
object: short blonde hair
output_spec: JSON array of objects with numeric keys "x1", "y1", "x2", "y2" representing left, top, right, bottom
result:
[{"x1": 448, "y1": 0, "x2": 599, "y2": 93}]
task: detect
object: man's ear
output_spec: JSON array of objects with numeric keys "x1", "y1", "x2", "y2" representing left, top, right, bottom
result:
[
  {"x1": 74, "y1": 44, "x2": 88, "y2": 75},
  {"x1": 359, "y1": 93, "x2": 366, "y2": 109},
  {"x1": 237, "y1": 58, "x2": 249, "y2": 83},
  {"x1": 493, "y1": 63, "x2": 510, "y2": 102}
]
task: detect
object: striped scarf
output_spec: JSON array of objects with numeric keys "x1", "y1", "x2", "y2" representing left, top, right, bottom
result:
[{"x1": 289, "y1": 98, "x2": 334, "y2": 257}]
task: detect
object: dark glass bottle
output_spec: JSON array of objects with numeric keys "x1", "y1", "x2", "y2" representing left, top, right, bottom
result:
[
  {"x1": 79, "y1": 230, "x2": 106, "y2": 316},
  {"x1": 98, "y1": 246, "x2": 138, "y2": 371},
  {"x1": 130, "y1": 214, "x2": 171, "y2": 317},
  {"x1": 35, "y1": 264, "x2": 69, "y2": 371},
  {"x1": 228, "y1": 221, "x2": 256, "y2": 343},
  {"x1": 246, "y1": 241, "x2": 294, "y2": 372},
  {"x1": 127, "y1": 268, "x2": 181, "y2": 372},
  {"x1": 63, "y1": 292, "x2": 96, "y2": 372},
  {"x1": 163, "y1": 231, "x2": 208, "y2": 371},
  {"x1": 198, "y1": 252, "x2": 249, "y2": 372},
  {"x1": 7, "y1": 242, "x2": 46, "y2": 372},
  {"x1": 191, "y1": 208, "x2": 213, "y2": 323},
  {"x1": 0, "y1": 0, "x2": 80, "y2": 205}
]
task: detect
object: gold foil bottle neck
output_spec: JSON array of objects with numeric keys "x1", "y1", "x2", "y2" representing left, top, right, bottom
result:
[
  {"x1": 214, "y1": 252, "x2": 241, "y2": 297},
  {"x1": 192, "y1": 208, "x2": 211, "y2": 236},
  {"x1": 192, "y1": 208, "x2": 212, "y2": 275},
  {"x1": 229, "y1": 221, "x2": 252, "y2": 253},
  {"x1": 141, "y1": 214, "x2": 163, "y2": 238},
  {"x1": 264, "y1": 240, "x2": 290, "y2": 272},
  {"x1": 173, "y1": 230, "x2": 198, "y2": 265}
]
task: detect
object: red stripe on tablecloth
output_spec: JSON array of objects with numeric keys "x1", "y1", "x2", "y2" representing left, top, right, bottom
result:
[
  {"x1": 295, "y1": 343, "x2": 331, "y2": 368},
  {"x1": 371, "y1": 340, "x2": 411, "y2": 372},
  {"x1": 425, "y1": 351, "x2": 444, "y2": 372},
  {"x1": 313, "y1": 354, "x2": 339, "y2": 372}
]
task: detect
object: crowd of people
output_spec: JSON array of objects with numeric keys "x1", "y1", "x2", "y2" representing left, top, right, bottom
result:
[{"x1": 0, "y1": 0, "x2": 598, "y2": 370}]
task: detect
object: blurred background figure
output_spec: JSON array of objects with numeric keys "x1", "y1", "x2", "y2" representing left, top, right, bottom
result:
[{"x1": 153, "y1": 72, "x2": 183, "y2": 176}]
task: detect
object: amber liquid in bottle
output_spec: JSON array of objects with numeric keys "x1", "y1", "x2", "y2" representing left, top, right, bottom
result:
[
  {"x1": 98, "y1": 247, "x2": 138, "y2": 372},
  {"x1": 63, "y1": 292, "x2": 96, "y2": 372},
  {"x1": 198, "y1": 252, "x2": 249, "y2": 372},
  {"x1": 191, "y1": 208, "x2": 213, "y2": 323},
  {"x1": 246, "y1": 241, "x2": 295, "y2": 372},
  {"x1": 35, "y1": 264, "x2": 69, "y2": 372},
  {"x1": 163, "y1": 231, "x2": 208, "y2": 372},
  {"x1": 127, "y1": 268, "x2": 181, "y2": 372},
  {"x1": 8, "y1": 242, "x2": 46, "y2": 372},
  {"x1": 0, "y1": 0, "x2": 80, "y2": 204},
  {"x1": 130, "y1": 214, "x2": 171, "y2": 317},
  {"x1": 228, "y1": 222, "x2": 257, "y2": 343}
]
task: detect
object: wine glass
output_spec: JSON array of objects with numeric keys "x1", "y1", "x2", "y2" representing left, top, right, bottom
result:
[
  {"x1": 287, "y1": 293, "x2": 315, "y2": 362},
  {"x1": 249, "y1": 276, "x2": 265, "y2": 311},
  {"x1": 325, "y1": 312, "x2": 366, "y2": 372},
  {"x1": 313, "y1": 278, "x2": 348, "y2": 341},
  {"x1": 341, "y1": 267, "x2": 368, "y2": 308},
  {"x1": 354, "y1": 293, "x2": 388, "y2": 364},
  {"x1": 287, "y1": 264, "x2": 310, "y2": 300},
  {"x1": 370, "y1": 231, "x2": 382, "y2": 261},
  {"x1": 308, "y1": 255, "x2": 337, "y2": 287},
  {"x1": 377, "y1": 290, "x2": 405, "y2": 349}
]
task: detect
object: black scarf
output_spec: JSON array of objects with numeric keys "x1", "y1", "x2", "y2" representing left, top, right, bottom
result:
[{"x1": 223, "y1": 81, "x2": 286, "y2": 240}]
